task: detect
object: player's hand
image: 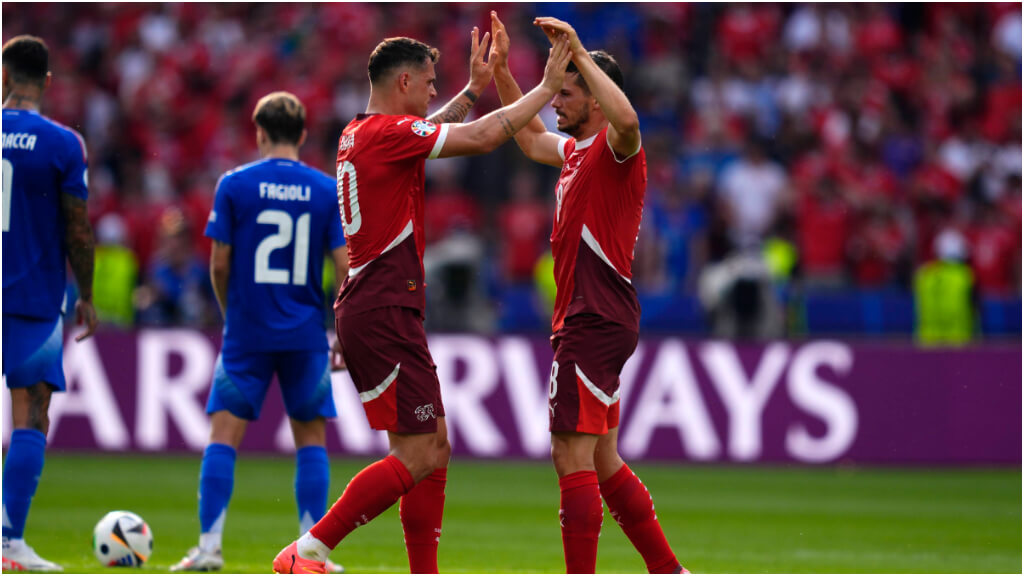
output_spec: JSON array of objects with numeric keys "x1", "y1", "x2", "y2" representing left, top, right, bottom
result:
[
  {"x1": 533, "y1": 17, "x2": 585, "y2": 57},
  {"x1": 467, "y1": 26, "x2": 494, "y2": 95},
  {"x1": 74, "y1": 299, "x2": 98, "y2": 342},
  {"x1": 489, "y1": 11, "x2": 510, "y2": 70},
  {"x1": 540, "y1": 35, "x2": 573, "y2": 93},
  {"x1": 330, "y1": 338, "x2": 347, "y2": 371}
]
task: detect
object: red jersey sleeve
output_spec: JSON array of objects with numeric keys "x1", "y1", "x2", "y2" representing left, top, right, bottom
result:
[{"x1": 378, "y1": 116, "x2": 451, "y2": 161}]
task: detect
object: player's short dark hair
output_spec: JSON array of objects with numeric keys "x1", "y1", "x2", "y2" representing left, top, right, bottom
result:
[
  {"x1": 252, "y1": 92, "x2": 306, "y2": 145},
  {"x1": 2, "y1": 35, "x2": 49, "y2": 86},
  {"x1": 367, "y1": 37, "x2": 439, "y2": 85},
  {"x1": 566, "y1": 50, "x2": 624, "y2": 94}
]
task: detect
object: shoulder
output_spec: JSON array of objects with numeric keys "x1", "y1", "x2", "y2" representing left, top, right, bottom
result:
[
  {"x1": 561, "y1": 137, "x2": 576, "y2": 159},
  {"x1": 303, "y1": 163, "x2": 338, "y2": 191},
  {"x1": 216, "y1": 162, "x2": 256, "y2": 194},
  {"x1": 42, "y1": 116, "x2": 88, "y2": 161},
  {"x1": 380, "y1": 115, "x2": 437, "y2": 138},
  {"x1": 221, "y1": 159, "x2": 266, "y2": 182},
  {"x1": 600, "y1": 127, "x2": 643, "y2": 165}
]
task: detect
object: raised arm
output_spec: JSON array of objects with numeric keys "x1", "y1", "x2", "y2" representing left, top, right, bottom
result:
[
  {"x1": 490, "y1": 12, "x2": 564, "y2": 167},
  {"x1": 436, "y1": 34, "x2": 573, "y2": 158},
  {"x1": 61, "y1": 194, "x2": 98, "y2": 341},
  {"x1": 534, "y1": 17, "x2": 641, "y2": 159},
  {"x1": 427, "y1": 27, "x2": 493, "y2": 125}
]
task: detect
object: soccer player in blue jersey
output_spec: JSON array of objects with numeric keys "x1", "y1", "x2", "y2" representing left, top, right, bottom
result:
[
  {"x1": 169, "y1": 92, "x2": 349, "y2": 573},
  {"x1": 2, "y1": 35, "x2": 98, "y2": 572}
]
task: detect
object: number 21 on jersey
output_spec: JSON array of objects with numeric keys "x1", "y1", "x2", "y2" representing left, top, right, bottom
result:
[{"x1": 255, "y1": 210, "x2": 309, "y2": 285}]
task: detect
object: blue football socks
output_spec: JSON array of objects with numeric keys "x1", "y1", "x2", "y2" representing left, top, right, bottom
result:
[
  {"x1": 198, "y1": 443, "x2": 236, "y2": 538},
  {"x1": 294, "y1": 445, "x2": 329, "y2": 534},
  {"x1": 2, "y1": 429, "x2": 47, "y2": 540}
]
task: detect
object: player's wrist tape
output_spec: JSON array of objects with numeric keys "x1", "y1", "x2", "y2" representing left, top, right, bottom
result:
[{"x1": 462, "y1": 89, "x2": 478, "y2": 104}]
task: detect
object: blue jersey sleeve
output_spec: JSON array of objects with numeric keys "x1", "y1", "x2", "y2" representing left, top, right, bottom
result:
[
  {"x1": 205, "y1": 175, "x2": 233, "y2": 244},
  {"x1": 327, "y1": 186, "x2": 346, "y2": 250},
  {"x1": 60, "y1": 129, "x2": 88, "y2": 200}
]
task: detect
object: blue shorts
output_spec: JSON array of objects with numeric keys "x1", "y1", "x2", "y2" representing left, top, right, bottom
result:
[
  {"x1": 207, "y1": 348, "x2": 336, "y2": 422},
  {"x1": 2, "y1": 314, "x2": 65, "y2": 391}
]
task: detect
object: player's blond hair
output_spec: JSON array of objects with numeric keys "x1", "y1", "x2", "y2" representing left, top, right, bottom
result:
[{"x1": 252, "y1": 91, "x2": 306, "y2": 145}]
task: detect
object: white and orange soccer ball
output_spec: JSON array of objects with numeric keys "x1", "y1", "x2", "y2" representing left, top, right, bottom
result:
[{"x1": 92, "y1": 511, "x2": 153, "y2": 567}]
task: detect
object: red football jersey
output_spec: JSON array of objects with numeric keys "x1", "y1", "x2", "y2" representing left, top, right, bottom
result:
[
  {"x1": 334, "y1": 113, "x2": 450, "y2": 316},
  {"x1": 550, "y1": 127, "x2": 646, "y2": 333}
]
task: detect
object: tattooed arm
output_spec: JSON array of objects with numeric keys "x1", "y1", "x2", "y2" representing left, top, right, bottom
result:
[
  {"x1": 427, "y1": 89, "x2": 479, "y2": 125},
  {"x1": 434, "y1": 35, "x2": 572, "y2": 158},
  {"x1": 426, "y1": 26, "x2": 492, "y2": 125},
  {"x1": 61, "y1": 194, "x2": 98, "y2": 341}
]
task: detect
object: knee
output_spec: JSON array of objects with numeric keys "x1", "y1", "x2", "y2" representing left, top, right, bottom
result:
[
  {"x1": 550, "y1": 437, "x2": 592, "y2": 477},
  {"x1": 14, "y1": 390, "x2": 51, "y2": 435},
  {"x1": 27, "y1": 414, "x2": 49, "y2": 436},
  {"x1": 393, "y1": 442, "x2": 446, "y2": 483},
  {"x1": 398, "y1": 452, "x2": 435, "y2": 483},
  {"x1": 594, "y1": 448, "x2": 625, "y2": 482},
  {"x1": 434, "y1": 436, "x2": 452, "y2": 470}
]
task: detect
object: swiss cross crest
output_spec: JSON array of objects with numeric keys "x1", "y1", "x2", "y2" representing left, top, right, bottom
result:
[
  {"x1": 415, "y1": 404, "x2": 436, "y2": 422},
  {"x1": 411, "y1": 120, "x2": 437, "y2": 137}
]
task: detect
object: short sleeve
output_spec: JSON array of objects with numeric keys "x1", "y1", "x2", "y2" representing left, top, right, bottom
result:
[
  {"x1": 380, "y1": 117, "x2": 450, "y2": 161},
  {"x1": 606, "y1": 130, "x2": 642, "y2": 164},
  {"x1": 557, "y1": 137, "x2": 571, "y2": 162},
  {"x1": 60, "y1": 129, "x2": 89, "y2": 200},
  {"x1": 205, "y1": 174, "x2": 233, "y2": 244}
]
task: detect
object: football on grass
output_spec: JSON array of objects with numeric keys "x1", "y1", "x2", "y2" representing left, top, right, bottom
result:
[{"x1": 92, "y1": 511, "x2": 153, "y2": 567}]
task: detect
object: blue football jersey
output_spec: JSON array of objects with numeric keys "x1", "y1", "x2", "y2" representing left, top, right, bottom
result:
[
  {"x1": 205, "y1": 158, "x2": 345, "y2": 353},
  {"x1": 2, "y1": 109, "x2": 89, "y2": 320}
]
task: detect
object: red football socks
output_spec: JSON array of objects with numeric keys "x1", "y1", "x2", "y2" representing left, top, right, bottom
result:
[
  {"x1": 309, "y1": 455, "x2": 414, "y2": 549},
  {"x1": 600, "y1": 464, "x2": 680, "y2": 574},
  {"x1": 400, "y1": 467, "x2": 447, "y2": 574},
  {"x1": 559, "y1": 470, "x2": 603, "y2": 574}
]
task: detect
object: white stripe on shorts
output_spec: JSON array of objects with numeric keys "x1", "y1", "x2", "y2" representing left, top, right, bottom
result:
[
  {"x1": 575, "y1": 365, "x2": 619, "y2": 406},
  {"x1": 359, "y1": 363, "x2": 401, "y2": 403}
]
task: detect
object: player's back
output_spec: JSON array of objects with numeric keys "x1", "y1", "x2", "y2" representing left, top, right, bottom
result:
[
  {"x1": 206, "y1": 158, "x2": 344, "y2": 353},
  {"x1": 335, "y1": 113, "x2": 449, "y2": 316},
  {"x1": 2, "y1": 109, "x2": 88, "y2": 320}
]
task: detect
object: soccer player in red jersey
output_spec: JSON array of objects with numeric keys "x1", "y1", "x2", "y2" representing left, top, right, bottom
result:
[
  {"x1": 272, "y1": 27, "x2": 574, "y2": 575},
  {"x1": 491, "y1": 14, "x2": 688, "y2": 574}
]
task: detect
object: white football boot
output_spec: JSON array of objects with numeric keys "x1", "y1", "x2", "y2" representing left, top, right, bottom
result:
[
  {"x1": 169, "y1": 547, "x2": 224, "y2": 572},
  {"x1": 1, "y1": 537, "x2": 63, "y2": 572}
]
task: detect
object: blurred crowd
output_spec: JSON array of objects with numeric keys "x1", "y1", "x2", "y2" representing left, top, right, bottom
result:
[{"x1": 3, "y1": 3, "x2": 1020, "y2": 334}]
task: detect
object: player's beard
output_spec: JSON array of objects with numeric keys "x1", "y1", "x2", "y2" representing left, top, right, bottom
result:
[{"x1": 557, "y1": 107, "x2": 589, "y2": 139}]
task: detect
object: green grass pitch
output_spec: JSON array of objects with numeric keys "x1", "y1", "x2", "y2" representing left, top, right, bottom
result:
[{"x1": 15, "y1": 454, "x2": 1021, "y2": 573}]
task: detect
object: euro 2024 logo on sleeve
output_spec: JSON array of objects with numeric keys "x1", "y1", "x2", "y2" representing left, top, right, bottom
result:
[{"x1": 411, "y1": 120, "x2": 437, "y2": 138}]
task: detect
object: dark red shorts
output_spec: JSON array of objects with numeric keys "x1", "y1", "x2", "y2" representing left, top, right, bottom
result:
[
  {"x1": 336, "y1": 305, "x2": 444, "y2": 434},
  {"x1": 549, "y1": 314, "x2": 638, "y2": 435}
]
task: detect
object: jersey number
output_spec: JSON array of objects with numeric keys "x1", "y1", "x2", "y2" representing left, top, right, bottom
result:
[
  {"x1": 337, "y1": 161, "x2": 361, "y2": 236},
  {"x1": 254, "y1": 209, "x2": 310, "y2": 285},
  {"x1": 548, "y1": 361, "x2": 560, "y2": 399},
  {"x1": 2, "y1": 159, "x2": 12, "y2": 232}
]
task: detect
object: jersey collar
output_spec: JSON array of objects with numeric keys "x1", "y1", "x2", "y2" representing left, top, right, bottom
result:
[{"x1": 574, "y1": 133, "x2": 599, "y2": 150}]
